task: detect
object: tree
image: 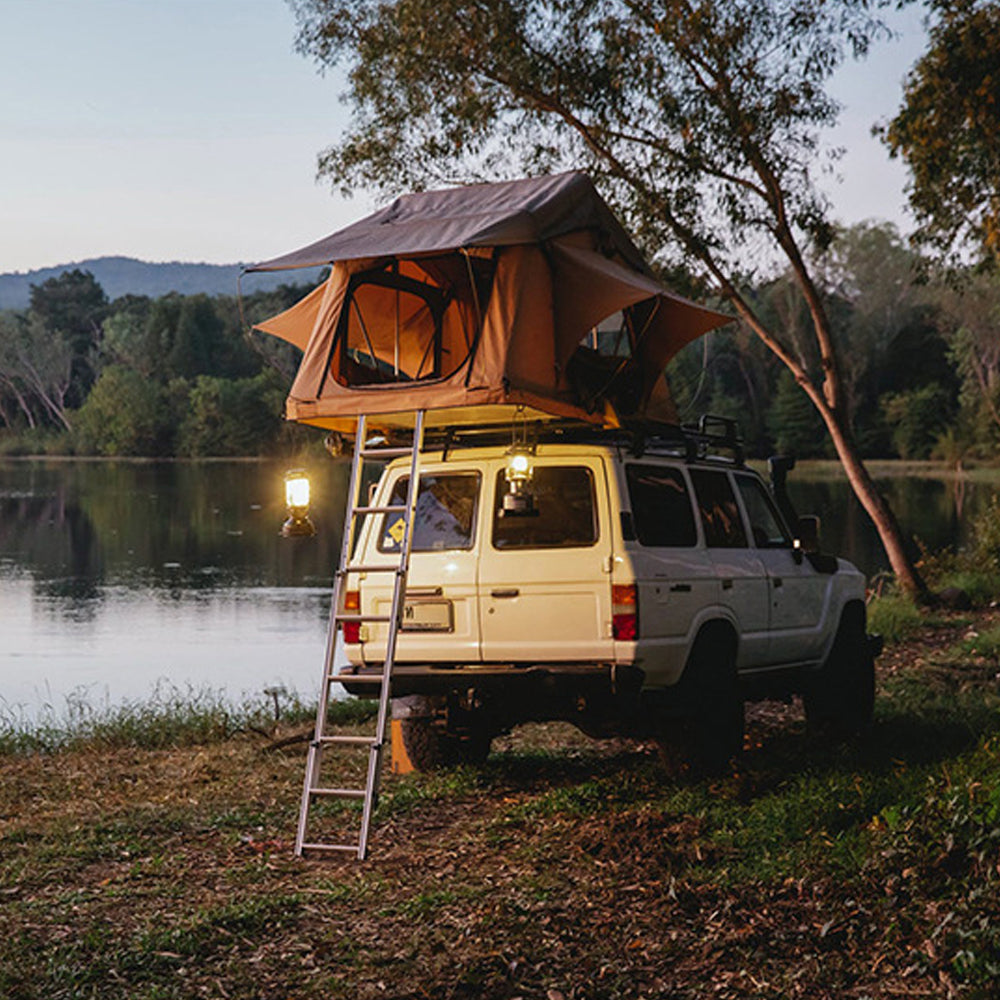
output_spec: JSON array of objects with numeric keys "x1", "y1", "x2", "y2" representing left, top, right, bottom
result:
[
  {"x1": 937, "y1": 271, "x2": 1000, "y2": 445},
  {"x1": 769, "y1": 369, "x2": 830, "y2": 457},
  {"x1": 176, "y1": 371, "x2": 286, "y2": 456},
  {"x1": 102, "y1": 295, "x2": 155, "y2": 376},
  {"x1": 74, "y1": 365, "x2": 169, "y2": 456},
  {"x1": 0, "y1": 310, "x2": 75, "y2": 430},
  {"x1": 881, "y1": 383, "x2": 954, "y2": 459},
  {"x1": 28, "y1": 270, "x2": 107, "y2": 407},
  {"x1": 881, "y1": 0, "x2": 1000, "y2": 265},
  {"x1": 813, "y1": 222, "x2": 957, "y2": 454},
  {"x1": 290, "y1": 0, "x2": 926, "y2": 593}
]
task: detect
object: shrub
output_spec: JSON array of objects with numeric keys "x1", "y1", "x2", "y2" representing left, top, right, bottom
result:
[
  {"x1": 868, "y1": 592, "x2": 923, "y2": 643},
  {"x1": 176, "y1": 371, "x2": 285, "y2": 457},
  {"x1": 880, "y1": 384, "x2": 955, "y2": 460},
  {"x1": 73, "y1": 365, "x2": 171, "y2": 456}
]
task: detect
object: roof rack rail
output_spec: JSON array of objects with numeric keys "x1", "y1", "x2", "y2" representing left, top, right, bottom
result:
[
  {"x1": 679, "y1": 414, "x2": 744, "y2": 465},
  {"x1": 410, "y1": 413, "x2": 745, "y2": 466}
]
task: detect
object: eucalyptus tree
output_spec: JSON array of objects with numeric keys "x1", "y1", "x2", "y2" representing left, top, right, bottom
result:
[
  {"x1": 882, "y1": 0, "x2": 1000, "y2": 266},
  {"x1": 290, "y1": 0, "x2": 924, "y2": 593}
]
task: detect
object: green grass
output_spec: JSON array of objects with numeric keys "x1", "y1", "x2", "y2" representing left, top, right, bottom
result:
[
  {"x1": 867, "y1": 592, "x2": 924, "y2": 642},
  {"x1": 3, "y1": 616, "x2": 1000, "y2": 998},
  {"x1": 0, "y1": 685, "x2": 376, "y2": 756}
]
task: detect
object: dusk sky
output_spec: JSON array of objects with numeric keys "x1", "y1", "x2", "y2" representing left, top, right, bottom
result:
[{"x1": 1, "y1": 0, "x2": 929, "y2": 275}]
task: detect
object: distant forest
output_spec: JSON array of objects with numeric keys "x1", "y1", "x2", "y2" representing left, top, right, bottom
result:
[
  {"x1": 1, "y1": 222, "x2": 998, "y2": 461},
  {"x1": 0, "y1": 257, "x2": 324, "y2": 311}
]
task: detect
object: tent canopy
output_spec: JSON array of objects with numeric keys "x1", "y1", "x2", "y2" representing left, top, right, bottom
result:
[{"x1": 248, "y1": 173, "x2": 731, "y2": 432}]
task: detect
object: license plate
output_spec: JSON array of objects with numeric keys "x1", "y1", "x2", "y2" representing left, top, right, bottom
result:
[{"x1": 401, "y1": 599, "x2": 453, "y2": 632}]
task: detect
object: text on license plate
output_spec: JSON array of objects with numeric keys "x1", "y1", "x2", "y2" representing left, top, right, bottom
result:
[{"x1": 401, "y1": 600, "x2": 453, "y2": 632}]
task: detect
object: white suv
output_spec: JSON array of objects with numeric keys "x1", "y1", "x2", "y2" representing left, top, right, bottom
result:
[{"x1": 338, "y1": 420, "x2": 877, "y2": 770}]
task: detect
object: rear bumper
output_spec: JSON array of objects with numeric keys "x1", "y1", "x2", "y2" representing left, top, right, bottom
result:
[{"x1": 335, "y1": 662, "x2": 644, "y2": 698}]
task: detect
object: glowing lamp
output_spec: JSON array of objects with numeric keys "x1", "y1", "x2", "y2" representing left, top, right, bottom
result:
[
  {"x1": 281, "y1": 469, "x2": 316, "y2": 538},
  {"x1": 505, "y1": 450, "x2": 533, "y2": 484},
  {"x1": 502, "y1": 447, "x2": 536, "y2": 516}
]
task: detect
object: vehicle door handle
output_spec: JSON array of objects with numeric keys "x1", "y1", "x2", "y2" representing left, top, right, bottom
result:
[
  {"x1": 669, "y1": 584, "x2": 691, "y2": 593},
  {"x1": 491, "y1": 588, "x2": 519, "y2": 598},
  {"x1": 773, "y1": 577, "x2": 783, "y2": 588},
  {"x1": 721, "y1": 578, "x2": 733, "y2": 590}
]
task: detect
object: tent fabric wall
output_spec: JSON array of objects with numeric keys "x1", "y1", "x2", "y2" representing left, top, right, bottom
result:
[{"x1": 248, "y1": 173, "x2": 732, "y2": 432}]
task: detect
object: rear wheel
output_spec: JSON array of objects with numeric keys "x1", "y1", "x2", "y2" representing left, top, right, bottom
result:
[
  {"x1": 659, "y1": 627, "x2": 744, "y2": 774},
  {"x1": 398, "y1": 716, "x2": 448, "y2": 772},
  {"x1": 397, "y1": 716, "x2": 492, "y2": 772},
  {"x1": 804, "y1": 604, "x2": 875, "y2": 738}
]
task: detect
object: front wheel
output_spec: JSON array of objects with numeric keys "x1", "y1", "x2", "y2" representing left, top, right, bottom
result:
[{"x1": 804, "y1": 604, "x2": 875, "y2": 738}]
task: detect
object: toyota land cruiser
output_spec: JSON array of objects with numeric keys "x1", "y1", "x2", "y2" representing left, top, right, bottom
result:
[{"x1": 337, "y1": 419, "x2": 878, "y2": 771}]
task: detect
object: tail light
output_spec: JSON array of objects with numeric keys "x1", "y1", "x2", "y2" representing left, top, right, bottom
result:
[
  {"x1": 342, "y1": 589, "x2": 361, "y2": 644},
  {"x1": 612, "y1": 583, "x2": 638, "y2": 641}
]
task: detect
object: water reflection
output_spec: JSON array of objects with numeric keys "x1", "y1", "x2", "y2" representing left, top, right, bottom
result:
[
  {"x1": 3, "y1": 458, "x2": 999, "y2": 721},
  {"x1": 0, "y1": 459, "x2": 351, "y2": 719},
  {"x1": 787, "y1": 467, "x2": 992, "y2": 579}
]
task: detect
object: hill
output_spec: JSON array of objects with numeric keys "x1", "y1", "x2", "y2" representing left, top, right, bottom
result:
[{"x1": 0, "y1": 256, "x2": 323, "y2": 309}]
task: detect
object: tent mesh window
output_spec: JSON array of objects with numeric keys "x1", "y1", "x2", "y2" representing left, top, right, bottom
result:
[{"x1": 331, "y1": 256, "x2": 495, "y2": 388}]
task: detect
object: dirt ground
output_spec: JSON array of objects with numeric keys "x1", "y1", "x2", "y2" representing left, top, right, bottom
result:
[{"x1": 2, "y1": 612, "x2": 999, "y2": 999}]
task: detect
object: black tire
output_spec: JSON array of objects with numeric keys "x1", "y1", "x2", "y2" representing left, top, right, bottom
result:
[
  {"x1": 804, "y1": 604, "x2": 875, "y2": 738},
  {"x1": 398, "y1": 717, "x2": 448, "y2": 772},
  {"x1": 397, "y1": 717, "x2": 492, "y2": 772},
  {"x1": 660, "y1": 628, "x2": 744, "y2": 775}
]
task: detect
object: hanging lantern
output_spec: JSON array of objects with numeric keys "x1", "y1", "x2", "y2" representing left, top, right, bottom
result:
[{"x1": 281, "y1": 469, "x2": 316, "y2": 538}]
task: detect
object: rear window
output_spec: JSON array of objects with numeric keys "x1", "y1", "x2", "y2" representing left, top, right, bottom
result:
[
  {"x1": 689, "y1": 469, "x2": 748, "y2": 548},
  {"x1": 625, "y1": 464, "x2": 697, "y2": 547},
  {"x1": 492, "y1": 466, "x2": 597, "y2": 550},
  {"x1": 378, "y1": 473, "x2": 480, "y2": 552}
]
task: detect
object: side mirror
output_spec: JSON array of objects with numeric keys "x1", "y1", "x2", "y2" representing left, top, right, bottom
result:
[{"x1": 796, "y1": 515, "x2": 820, "y2": 554}]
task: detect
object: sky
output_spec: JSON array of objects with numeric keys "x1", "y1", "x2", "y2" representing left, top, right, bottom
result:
[{"x1": 0, "y1": 0, "x2": 930, "y2": 275}]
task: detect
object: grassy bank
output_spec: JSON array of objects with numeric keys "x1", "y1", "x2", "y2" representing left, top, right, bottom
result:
[{"x1": 2, "y1": 612, "x2": 1000, "y2": 999}]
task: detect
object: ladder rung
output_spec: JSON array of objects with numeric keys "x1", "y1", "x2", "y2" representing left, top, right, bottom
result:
[
  {"x1": 336, "y1": 613, "x2": 392, "y2": 623},
  {"x1": 352, "y1": 504, "x2": 407, "y2": 516},
  {"x1": 310, "y1": 787, "x2": 366, "y2": 799},
  {"x1": 317, "y1": 735, "x2": 376, "y2": 747},
  {"x1": 338, "y1": 564, "x2": 404, "y2": 575},
  {"x1": 331, "y1": 674, "x2": 387, "y2": 685},
  {"x1": 299, "y1": 842, "x2": 360, "y2": 854},
  {"x1": 360, "y1": 446, "x2": 414, "y2": 458}
]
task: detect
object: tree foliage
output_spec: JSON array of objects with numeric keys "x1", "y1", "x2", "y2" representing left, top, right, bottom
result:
[
  {"x1": 28, "y1": 269, "x2": 107, "y2": 407},
  {"x1": 882, "y1": 0, "x2": 1000, "y2": 265},
  {"x1": 288, "y1": 0, "x2": 928, "y2": 588}
]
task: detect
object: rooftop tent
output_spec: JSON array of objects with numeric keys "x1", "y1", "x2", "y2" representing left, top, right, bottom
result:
[{"x1": 246, "y1": 172, "x2": 731, "y2": 433}]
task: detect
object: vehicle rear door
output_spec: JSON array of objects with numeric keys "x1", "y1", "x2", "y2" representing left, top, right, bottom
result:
[
  {"x1": 360, "y1": 467, "x2": 482, "y2": 664},
  {"x1": 478, "y1": 457, "x2": 615, "y2": 663}
]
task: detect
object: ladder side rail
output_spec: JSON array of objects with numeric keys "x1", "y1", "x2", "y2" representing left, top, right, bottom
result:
[
  {"x1": 295, "y1": 415, "x2": 368, "y2": 856},
  {"x1": 357, "y1": 409, "x2": 426, "y2": 858}
]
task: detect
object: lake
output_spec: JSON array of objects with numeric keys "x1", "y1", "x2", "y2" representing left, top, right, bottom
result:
[{"x1": 1, "y1": 457, "x2": 995, "y2": 722}]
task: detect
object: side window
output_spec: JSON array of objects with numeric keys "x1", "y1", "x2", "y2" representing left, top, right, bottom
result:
[
  {"x1": 625, "y1": 464, "x2": 697, "y2": 547},
  {"x1": 736, "y1": 475, "x2": 793, "y2": 548},
  {"x1": 492, "y1": 466, "x2": 597, "y2": 550},
  {"x1": 689, "y1": 469, "x2": 748, "y2": 548},
  {"x1": 378, "y1": 473, "x2": 480, "y2": 552}
]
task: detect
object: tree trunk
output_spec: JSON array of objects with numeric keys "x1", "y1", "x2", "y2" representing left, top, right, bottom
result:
[{"x1": 817, "y1": 401, "x2": 927, "y2": 598}]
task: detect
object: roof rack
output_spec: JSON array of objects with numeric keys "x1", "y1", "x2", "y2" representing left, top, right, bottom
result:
[{"x1": 413, "y1": 413, "x2": 744, "y2": 465}]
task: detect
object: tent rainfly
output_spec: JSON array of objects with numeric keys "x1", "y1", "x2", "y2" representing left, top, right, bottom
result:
[{"x1": 246, "y1": 172, "x2": 731, "y2": 434}]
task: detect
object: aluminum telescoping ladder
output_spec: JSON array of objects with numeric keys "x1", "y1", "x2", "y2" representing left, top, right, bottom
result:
[{"x1": 295, "y1": 410, "x2": 425, "y2": 860}]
